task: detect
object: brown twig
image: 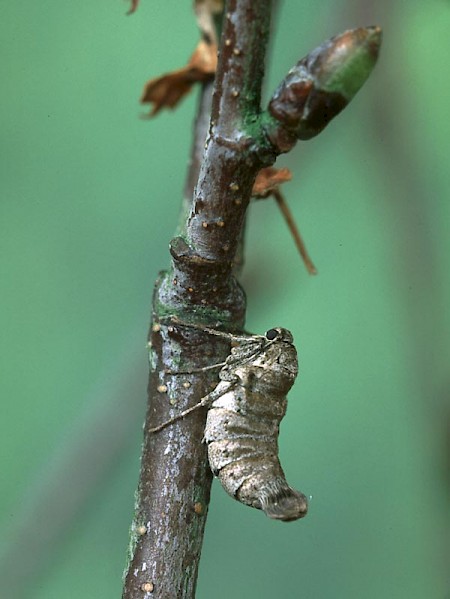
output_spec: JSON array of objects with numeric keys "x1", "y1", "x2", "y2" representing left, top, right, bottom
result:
[{"x1": 273, "y1": 189, "x2": 317, "y2": 275}]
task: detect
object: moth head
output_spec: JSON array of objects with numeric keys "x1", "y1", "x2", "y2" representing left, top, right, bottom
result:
[{"x1": 265, "y1": 327, "x2": 294, "y2": 344}]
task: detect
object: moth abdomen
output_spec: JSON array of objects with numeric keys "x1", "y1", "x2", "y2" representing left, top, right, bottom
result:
[
  {"x1": 217, "y1": 457, "x2": 307, "y2": 521},
  {"x1": 207, "y1": 437, "x2": 276, "y2": 471},
  {"x1": 205, "y1": 408, "x2": 277, "y2": 440}
]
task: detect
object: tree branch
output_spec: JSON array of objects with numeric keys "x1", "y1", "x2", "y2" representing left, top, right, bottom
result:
[
  {"x1": 123, "y1": 4, "x2": 275, "y2": 597},
  {"x1": 187, "y1": 0, "x2": 274, "y2": 264},
  {"x1": 122, "y1": 79, "x2": 223, "y2": 599},
  {"x1": 122, "y1": 2, "x2": 381, "y2": 597}
]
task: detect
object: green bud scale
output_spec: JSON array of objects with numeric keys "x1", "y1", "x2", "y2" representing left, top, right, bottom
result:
[{"x1": 267, "y1": 26, "x2": 382, "y2": 148}]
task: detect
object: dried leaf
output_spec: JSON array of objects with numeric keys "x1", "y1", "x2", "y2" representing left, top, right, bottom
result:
[
  {"x1": 194, "y1": 0, "x2": 223, "y2": 10},
  {"x1": 127, "y1": 0, "x2": 139, "y2": 15},
  {"x1": 128, "y1": 0, "x2": 224, "y2": 29},
  {"x1": 141, "y1": 41, "x2": 217, "y2": 116},
  {"x1": 252, "y1": 167, "x2": 292, "y2": 198},
  {"x1": 195, "y1": 0, "x2": 224, "y2": 44}
]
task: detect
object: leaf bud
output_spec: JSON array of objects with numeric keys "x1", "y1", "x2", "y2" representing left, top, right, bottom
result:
[{"x1": 267, "y1": 26, "x2": 382, "y2": 147}]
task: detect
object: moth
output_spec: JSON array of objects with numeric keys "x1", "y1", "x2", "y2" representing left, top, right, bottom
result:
[{"x1": 150, "y1": 321, "x2": 308, "y2": 522}]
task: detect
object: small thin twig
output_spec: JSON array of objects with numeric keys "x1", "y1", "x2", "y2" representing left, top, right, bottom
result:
[{"x1": 273, "y1": 189, "x2": 317, "y2": 275}]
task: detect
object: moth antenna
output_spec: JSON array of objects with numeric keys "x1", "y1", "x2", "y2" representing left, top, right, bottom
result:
[
  {"x1": 259, "y1": 478, "x2": 308, "y2": 522},
  {"x1": 272, "y1": 189, "x2": 317, "y2": 275},
  {"x1": 165, "y1": 337, "x2": 272, "y2": 378},
  {"x1": 163, "y1": 317, "x2": 266, "y2": 343}
]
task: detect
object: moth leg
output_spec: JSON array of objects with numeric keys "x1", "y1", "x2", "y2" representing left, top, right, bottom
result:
[
  {"x1": 170, "y1": 344, "x2": 266, "y2": 377},
  {"x1": 164, "y1": 360, "x2": 228, "y2": 376},
  {"x1": 164, "y1": 352, "x2": 260, "y2": 376},
  {"x1": 148, "y1": 395, "x2": 213, "y2": 434},
  {"x1": 148, "y1": 381, "x2": 233, "y2": 433}
]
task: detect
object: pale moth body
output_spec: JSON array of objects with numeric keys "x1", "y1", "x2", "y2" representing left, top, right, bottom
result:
[
  {"x1": 204, "y1": 328, "x2": 307, "y2": 521},
  {"x1": 151, "y1": 324, "x2": 308, "y2": 522}
]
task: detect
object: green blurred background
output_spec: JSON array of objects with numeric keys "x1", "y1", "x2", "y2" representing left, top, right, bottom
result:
[{"x1": 1, "y1": 1, "x2": 449, "y2": 597}]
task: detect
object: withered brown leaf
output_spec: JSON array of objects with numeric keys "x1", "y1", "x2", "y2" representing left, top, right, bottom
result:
[
  {"x1": 141, "y1": 41, "x2": 217, "y2": 116},
  {"x1": 194, "y1": 0, "x2": 223, "y2": 10},
  {"x1": 195, "y1": 0, "x2": 224, "y2": 44},
  {"x1": 252, "y1": 167, "x2": 292, "y2": 198},
  {"x1": 127, "y1": 0, "x2": 139, "y2": 15}
]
